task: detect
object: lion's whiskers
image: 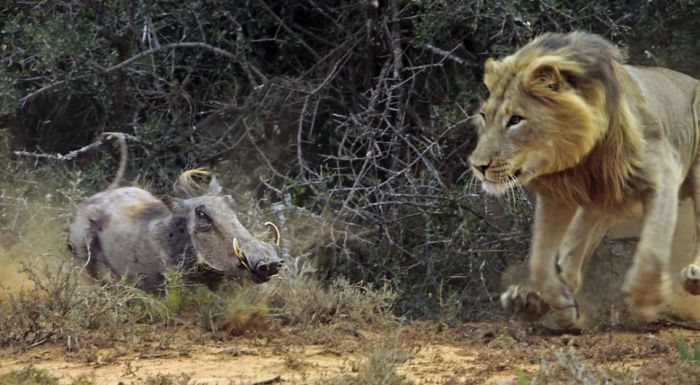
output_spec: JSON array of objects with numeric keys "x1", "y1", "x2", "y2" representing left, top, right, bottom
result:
[{"x1": 505, "y1": 174, "x2": 518, "y2": 211}]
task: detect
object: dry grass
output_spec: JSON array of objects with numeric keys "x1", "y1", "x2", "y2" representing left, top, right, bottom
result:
[
  {"x1": 263, "y1": 257, "x2": 396, "y2": 326},
  {"x1": 525, "y1": 348, "x2": 627, "y2": 385},
  {"x1": 0, "y1": 254, "x2": 397, "y2": 349},
  {"x1": 0, "y1": 259, "x2": 168, "y2": 350},
  {"x1": 0, "y1": 368, "x2": 197, "y2": 385},
  {"x1": 316, "y1": 335, "x2": 413, "y2": 385}
]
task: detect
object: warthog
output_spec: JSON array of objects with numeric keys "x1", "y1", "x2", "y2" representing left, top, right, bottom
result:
[{"x1": 68, "y1": 136, "x2": 282, "y2": 292}]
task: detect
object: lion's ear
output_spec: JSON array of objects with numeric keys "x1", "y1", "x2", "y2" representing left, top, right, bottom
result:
[
  {"x1": 530, "y1": 63, "x2": 563, "y2": 92},
  {"x1": 483, "y1": 58, "x2": 501, "y2": 91},
  {"x1": 523, "y1": 56, "x2": 584, "y2": 97}
]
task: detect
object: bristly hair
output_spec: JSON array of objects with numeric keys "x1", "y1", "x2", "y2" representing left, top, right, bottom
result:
[
  {"x1": 488, "y1": 31, "x2": 647, "y2": 212},
  {"x1": 173, "y1": 168, "x2": 213, "y2": 198}
]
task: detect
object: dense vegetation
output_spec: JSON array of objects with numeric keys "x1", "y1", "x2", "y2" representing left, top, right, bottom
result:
[{"x1": 1, "y1": 0, "x2": 698, "y2": 320}]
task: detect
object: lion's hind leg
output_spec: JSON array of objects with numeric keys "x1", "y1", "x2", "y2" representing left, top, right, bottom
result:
[
  {"x1": 680, "y1": 88, "x2": 700, "y2": 295},
  {"x1": 681, "y1": 162, "x2": 700, "y2": 295},
  {"x1": 622, "y1": 148, "x2": 680, "y2": 321}
]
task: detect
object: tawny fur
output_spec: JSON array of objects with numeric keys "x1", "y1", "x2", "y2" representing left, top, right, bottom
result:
[{"x1": 469, "y1": 31, "x2": 700, "y2": 327}]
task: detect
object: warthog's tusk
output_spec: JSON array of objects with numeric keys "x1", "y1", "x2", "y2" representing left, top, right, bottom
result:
[
  {"x1": 232, "y1": 237, "x2": 251, "y2": 270},
  {"x1": 264, "y1": 222, "x2": 280, "y2": 246}
]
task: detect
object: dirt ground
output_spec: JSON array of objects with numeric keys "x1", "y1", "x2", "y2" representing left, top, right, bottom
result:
[{"x1": 0, "y1": 322, "x2": 698, "y2": 385}]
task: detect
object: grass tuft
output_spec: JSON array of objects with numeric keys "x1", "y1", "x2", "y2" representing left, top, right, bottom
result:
[
  {"x1": 677, "y1": 332, "x2": 700, "y2": 364},
  {"x1": 317, "y1": 335, "x2": 413, "y2": 385},
  {"x1": 0, "y1": 367, "x2": 93, "y2": 385}
]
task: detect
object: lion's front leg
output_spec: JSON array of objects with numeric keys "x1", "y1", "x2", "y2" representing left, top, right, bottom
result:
[
  {"x1": 557, "y1": 208, "x2": 610, "y2": 295},
  {"x1": 622, "y1": 159, "x2": 681, "y2": 321},
  {"x1": 501, "y1": 195, "x2": 581, "y2": 327}
]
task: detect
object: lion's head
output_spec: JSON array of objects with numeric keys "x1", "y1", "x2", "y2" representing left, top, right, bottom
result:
[{"x1": 469, "y1": 32, "x2": 629, "y2": 197}]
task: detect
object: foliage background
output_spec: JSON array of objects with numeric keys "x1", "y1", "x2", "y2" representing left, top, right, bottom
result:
[{"x1": 1, "y1": 0, "x2": 698, "y2": 321}]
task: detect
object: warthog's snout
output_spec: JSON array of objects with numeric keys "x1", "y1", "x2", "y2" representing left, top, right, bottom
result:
[
  {"x1": 233, "y1": 235, "x2": 283, "y2": 283},
  {"x1": 254, "y1": 260, "x2": 282, "y2": 278}
]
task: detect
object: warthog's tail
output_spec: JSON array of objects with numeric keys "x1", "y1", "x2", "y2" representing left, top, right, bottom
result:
[{"x1": 101, "y1": 132, "x2": 128, "y2": 190}]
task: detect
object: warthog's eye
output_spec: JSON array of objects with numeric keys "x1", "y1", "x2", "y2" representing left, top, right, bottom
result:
[
  {"x1": 507, "y1": 115, "x2": 524, "y2": 127},
  {"x1": 194, "y1": 205, "x2": 213, "y2": 231}
]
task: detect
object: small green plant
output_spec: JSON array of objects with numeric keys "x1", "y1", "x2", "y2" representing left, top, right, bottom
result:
[
  {"x1": 517, "y1": 368, "x2": 530, "y2": 385},
  {"x1": 677, "y1": 332, "x2": 700, "y2": 364},
  {"x1": 0, "y1": 367, "x2": 93, "y2": 385}
]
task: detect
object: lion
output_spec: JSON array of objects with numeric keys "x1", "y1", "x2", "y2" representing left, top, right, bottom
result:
[{"x1": 468, "y1": 31, "x2": 700, "y2": 328}]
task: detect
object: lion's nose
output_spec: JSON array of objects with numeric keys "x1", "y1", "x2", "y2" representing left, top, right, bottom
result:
[{"x1": 474, "y1": 161, "x2": 492, "y2": 175}]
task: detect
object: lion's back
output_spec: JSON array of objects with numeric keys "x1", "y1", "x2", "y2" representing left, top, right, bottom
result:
[{"x1": 625, "y1": 65, "x2": 700, "y2": 172}]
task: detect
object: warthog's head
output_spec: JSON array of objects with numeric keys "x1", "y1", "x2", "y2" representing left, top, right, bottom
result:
[{"x1": 169, "y1": 169, "x2": 283, "y2": 283}]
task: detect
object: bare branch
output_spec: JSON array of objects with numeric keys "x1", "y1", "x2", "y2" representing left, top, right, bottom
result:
[
  {"x1": 13, "y1": 132, "x2": 151, "y2": 162},
  {"x1": 422, "y1": 44, "x2": 477, "y2": 67}
]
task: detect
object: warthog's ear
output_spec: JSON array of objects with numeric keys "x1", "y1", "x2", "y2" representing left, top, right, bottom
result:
[
  {"x1": 223, "y1": 194, "x2": 236, "y2": 208},
  {"x1": 208, "y1": 175, "x2": 222, "y2": 195}
]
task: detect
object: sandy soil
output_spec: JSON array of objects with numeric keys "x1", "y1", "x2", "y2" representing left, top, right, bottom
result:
[{"x1": 0, "y1": 322, "x2": 698, "y2": 385}]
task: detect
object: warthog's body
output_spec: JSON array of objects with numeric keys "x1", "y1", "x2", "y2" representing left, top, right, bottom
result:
[{"x1": 68, "y1": 170, "x2": 282, "y2": 292}]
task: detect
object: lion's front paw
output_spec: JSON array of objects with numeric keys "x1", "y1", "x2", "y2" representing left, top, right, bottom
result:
[
  {"x1": 680, "y1": 264, "x2": 700, "y2": 295},
  {"x1": 622, "y1": 268, "x2": 670, "y2": 321},
  {"x1": 500, "y1": 285, "x2": 550, "y2": 322}
]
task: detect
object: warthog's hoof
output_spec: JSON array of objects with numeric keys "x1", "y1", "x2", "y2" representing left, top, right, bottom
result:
[
  {"x1": 501, "y1": 285, "x2": 550, "y2": 322},
  {"x1": 681, "y1": 264, "x2": 700, "y2": 295}
]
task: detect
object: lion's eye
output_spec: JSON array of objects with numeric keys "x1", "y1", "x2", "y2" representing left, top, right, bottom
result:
[{"x1": 507, "y1": 115, "x2": 524, "y2": 127}]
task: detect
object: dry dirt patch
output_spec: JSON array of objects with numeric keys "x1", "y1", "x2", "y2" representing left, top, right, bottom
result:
[{"x1": 0, "y1": 322, "x2": 698, "y2": 385}]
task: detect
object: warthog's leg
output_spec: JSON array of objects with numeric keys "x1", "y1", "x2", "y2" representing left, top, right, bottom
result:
[
  {"x1": 557, "y1": 208, "x2": 610, "y2": 295},
  {"x1": 622, "y1": 147, "x2": 680, "y2": 321},
  {"x1": 501, "y1": 195, "x2": 580, "y2": 327}
]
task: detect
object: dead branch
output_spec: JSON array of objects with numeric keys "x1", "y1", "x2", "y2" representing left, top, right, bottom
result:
[
  {"x1": 422, "y1": 44, "x2": 477, "y2": 67},
  {"x1": 13, "y1": 132, "x2": 151, "y2": 162}
]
